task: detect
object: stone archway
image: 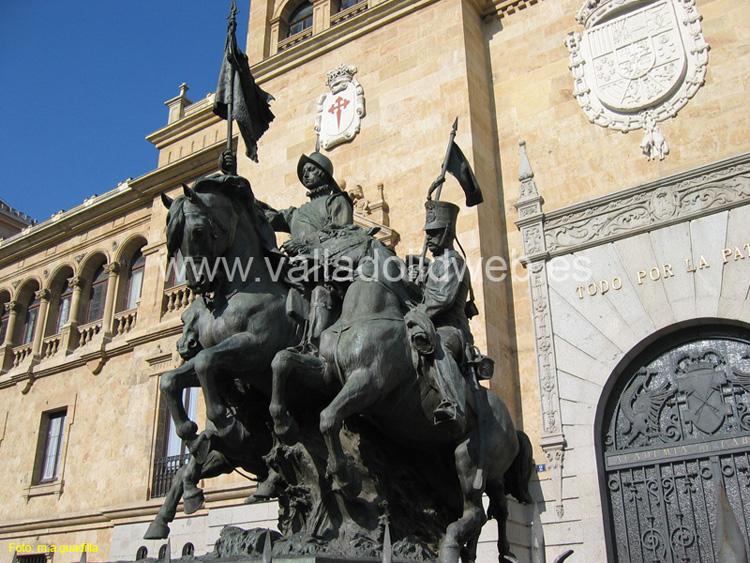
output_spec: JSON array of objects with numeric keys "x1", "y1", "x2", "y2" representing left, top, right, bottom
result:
[{"x1": 599, "y1": 330, "x2": 750, "y2": 562}]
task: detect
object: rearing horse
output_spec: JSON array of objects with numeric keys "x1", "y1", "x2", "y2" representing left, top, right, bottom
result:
[
  {"x1": 159, "y1": 173, "x2": 301, "y2": 459},
  {"x1": 270, "y1": 246, "x2": 534, "y2": 563}
]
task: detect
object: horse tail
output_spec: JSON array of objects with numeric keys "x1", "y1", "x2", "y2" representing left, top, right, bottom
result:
[{"x1": 504, "y1": 429, "x2": 534, "y2": 504}]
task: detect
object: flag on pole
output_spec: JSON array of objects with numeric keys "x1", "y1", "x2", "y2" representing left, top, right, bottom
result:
[
  {"x1": 213, "y1": 6, "x2": 274, "y2": 163},
  {"x1": 445, "y1": 141, "x2": 483, "y2": 207}
]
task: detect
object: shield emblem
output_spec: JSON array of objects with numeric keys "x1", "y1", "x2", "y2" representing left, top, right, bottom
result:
[
  {"x1": 320, "y1": 84, "x2": 358, "y2": 139},
  {"x1": 678, "y1": 369, "x2": 731, "y2": 435},
  {"x1": 315, "y1": 64, "x2": 365, "y2": 150},
  {"x1": 584, "y1": 1, "x2": 686, "y2": 112}
]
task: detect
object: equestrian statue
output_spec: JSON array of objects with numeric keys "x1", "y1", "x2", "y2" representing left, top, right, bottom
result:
[{"x1": 145, "y1": 84, "x2": 533, "y2": 560}]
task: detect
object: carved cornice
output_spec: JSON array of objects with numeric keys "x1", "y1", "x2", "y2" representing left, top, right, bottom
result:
[{"x1": 544, "y1": 153, "x2": 750, "y2": 257}]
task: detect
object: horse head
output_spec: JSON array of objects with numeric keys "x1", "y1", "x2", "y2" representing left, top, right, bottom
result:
[{"x1": 163, "y1": 174, "x2": 272, "y2": 296}]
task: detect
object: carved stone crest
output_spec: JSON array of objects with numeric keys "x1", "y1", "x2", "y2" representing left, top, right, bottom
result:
[
  {"x1": 566, "y1": 0, "x2": 709, "y2": 160},
  {"x1": 315, "y1": 64, "x2": 365, "y2": 150}
]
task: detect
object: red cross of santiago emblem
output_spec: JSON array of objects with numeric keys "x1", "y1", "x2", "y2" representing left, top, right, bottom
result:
[{"x1": 327, "y1": 96, "x2": 351, "y2": 128}]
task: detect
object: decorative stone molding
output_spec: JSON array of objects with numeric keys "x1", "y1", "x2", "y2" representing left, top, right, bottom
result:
[
  {"x1": 566, "y1": 0, "x2": 710, "y2": 160},
  {"x1": 544, "y1": 153, "x2": 750, "y2": 256},
  {"x1": 4, "y1": 301, "x2": 21, "y2": 314},
  {"x1": 68, "y1": 276, "x2": 84, "y2": 290},
  {"x1": 514, "y1": 140, "x2": 567, "y2": 518},
  {"x1": 104, "y1": 262, "x2": 121, "y2": 275},
  {"x1": 34, "y1": 289, "x2": 51, "y2": 302}
]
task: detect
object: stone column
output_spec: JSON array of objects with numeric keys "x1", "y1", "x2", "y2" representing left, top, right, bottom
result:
[
  {"x1": 101, "y1": 262, "x2": 121, "y2": 339},
  {"x1": 269, "y1": 18, "x2": 281, "y2": 56},
  {"x1": 313, "y1": 0, "x2": 332, "y2": 34},
  {"x1": 0, "y1": 301, "x2": 22, "y2": 372},
  {"x1": 514, "y1": 140, "x2": 567, "y2": 520},
  {"x1": 61, "y1": 277, "x2": 84, "y2": 354},
  {"x1": 31, "y1": 289, "x2": 51, "y2": 360}
]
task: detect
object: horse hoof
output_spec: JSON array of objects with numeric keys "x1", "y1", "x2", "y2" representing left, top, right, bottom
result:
[
  {"x1": 144, "y1": 521, "x2": 170, "y2": 540},
  {"x1": 183, "y1": 491, "x2": 205, "y2": 515}
]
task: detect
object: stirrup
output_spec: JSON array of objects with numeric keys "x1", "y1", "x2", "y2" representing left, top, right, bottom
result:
[{"x1": 434, "y1": 400, "x2": 459, "y2": 424}]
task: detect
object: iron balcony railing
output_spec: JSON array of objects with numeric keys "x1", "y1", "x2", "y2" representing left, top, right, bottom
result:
[{"x1": 151, "y1": 453, "x2": 190, "y2": 498}]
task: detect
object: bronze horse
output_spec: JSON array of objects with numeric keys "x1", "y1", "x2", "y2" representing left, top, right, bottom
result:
[
  {"x1": 269, "y1": 246, "x2": 534, "y2": 563},
  {"x1": 146, "y1": 175, "x2": 302, "y2": 538}
]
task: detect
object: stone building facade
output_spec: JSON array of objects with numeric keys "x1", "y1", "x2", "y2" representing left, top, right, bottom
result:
[{"x1": 1, "y1": 0, "x2": 749, "y2": 562}]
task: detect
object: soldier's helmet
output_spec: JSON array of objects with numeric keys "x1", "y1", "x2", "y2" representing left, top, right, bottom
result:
[
  {"x1": 297, "y1": 152, "x2": 341, "y2": 192},
  {"x1": 423, "y1": 200, "x2": 460, "y2": 232}
]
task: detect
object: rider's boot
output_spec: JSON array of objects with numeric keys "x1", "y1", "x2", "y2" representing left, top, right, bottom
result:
[
  {"x1": 307, "y1": 286, "x2": 334, "y2": 350},
  {"x1": 245, "y1": 469, "x2": 281, "y2": 504}
]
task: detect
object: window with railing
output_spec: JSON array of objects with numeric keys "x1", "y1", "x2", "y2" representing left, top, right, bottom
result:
[
  {"x1": 151, "y1": 388, "x2": 198, "y2": 498},
  {"x1": 287, "y1": 2, "x2": 313, "y2": 37}
]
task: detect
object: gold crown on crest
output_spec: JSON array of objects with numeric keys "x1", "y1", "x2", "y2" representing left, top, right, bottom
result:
[
  {"x1": 326, "y1": 64, "x2": 358, "y2": 88},
  {"x1": 575, "y1": 0, "x2": 655, "y2": 28}
]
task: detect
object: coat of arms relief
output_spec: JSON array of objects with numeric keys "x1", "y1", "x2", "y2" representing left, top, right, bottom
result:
[
  {"x1": 315, "y1": 64, "x2": 366, "y2": 150},
  {"x1": 566, "y1": 0, "x2": 709, "y2": 160}
]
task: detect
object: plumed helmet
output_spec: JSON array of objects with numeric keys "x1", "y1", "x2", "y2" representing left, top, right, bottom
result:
[
  {"x1": 297, "y1": 152, "x2": 340, "y2": 192},
  {"x1": 423, "y1": 200, "x2": 460, "y2": 231}
]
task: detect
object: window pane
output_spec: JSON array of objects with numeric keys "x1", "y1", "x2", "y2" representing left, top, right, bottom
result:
[
  {"x1": 88, "y1": 282, "x2": 106, "y2": 322},
  {"x1": 41, "y1": 412, "x2": 65, "y2": 481},
  {"x1": 127, "y1": 269, "x2": 144, "y2": 310},
  {"x1": 23, "y1": 308, "x2": 38, "y2": 344},
  {"x1": 164, "y1": 388, "x2": 198, "y2": 458},
  {"x1": 56, "y1": 296, "x2": 71, "y2": 333},
  {"x1": 0, "y1": 313, "x2": 8, "y2": 344},
  {"x1": 288, "y1": 2, "x2": 313, "y2": 36}
]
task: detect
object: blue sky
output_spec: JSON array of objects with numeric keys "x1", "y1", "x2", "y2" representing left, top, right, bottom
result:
[{"x1": 0, "y1": 1, "x2": 249, "y2": 223}]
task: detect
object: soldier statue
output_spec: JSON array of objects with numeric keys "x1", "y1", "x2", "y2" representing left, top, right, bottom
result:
[{"x1": 260, "y1": 151, "x2": 354, "y2": 345}]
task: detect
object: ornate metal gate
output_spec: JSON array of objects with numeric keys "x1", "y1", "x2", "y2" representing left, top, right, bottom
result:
[{"x1": 602, "y1": 336, "x2": 750, "y2": 562}]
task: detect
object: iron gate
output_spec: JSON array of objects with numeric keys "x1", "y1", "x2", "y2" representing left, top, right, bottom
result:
[{"x1": 602, "y1": 336, "x2": 750, "y2": 562}]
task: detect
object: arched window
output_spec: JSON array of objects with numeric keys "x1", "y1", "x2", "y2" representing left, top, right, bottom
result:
[
  {"x1": 182, "y1": 543, "x2": 195, "y2": 557},
  {"x1": 287, "y1": 2, "x2": 313, "y2": 36},
  {"x1": 158, "y1": 544, "x2": 168, "y2": 560},
  {"x1": 0, "y1": 304, "x2": 9, "y2": 344},
  {"x1": 87, "y1": 265, "x2": 108, "y2": 323},
  {"x1": 56, "y1": 282, "x2": 73, "y2": 333},
  {"x1": 135, "y1": 546, "x2": 148, "y2": 560},
  {"x1": 22, "y1": 294, "x2": 40, "y2": 345},
  {"x1": 126, "y1": 250, "x2": 146, "y2": 310}
]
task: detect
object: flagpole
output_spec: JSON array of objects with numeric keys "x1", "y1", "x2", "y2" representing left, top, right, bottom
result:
[
  {"x1": 427, "y1": 116, "x2": 458, "y2": 202},
  {"x1": 419, "y1": 117, "x2": 459, "y2": 267},
  {"x1": 225, "y1": 0, "x2": 238, "y2": 173}
]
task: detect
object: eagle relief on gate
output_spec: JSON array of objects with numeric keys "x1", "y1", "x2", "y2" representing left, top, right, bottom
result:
[
  {"x1": 566, "y1": 0, "x2": 710, "y2": 160},
  {"x1": 315, "y1": 64, "x2": 366, "y2": 150}
]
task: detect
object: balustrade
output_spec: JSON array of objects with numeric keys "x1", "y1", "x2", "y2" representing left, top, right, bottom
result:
[
  {"x1": 113, "y1": 309, "x2": 138, "y2": 336},
  {"x1": 42, "y1": 335, "x2": 62, "y2": 359},
  {"x1": 163, "y1": 284, "x2": 194, "y2": 314},
  {"x1": 78, "y1": 320, "x2": 102, "y2": 346},
  {"x1": 12, "y1": 343, "x2": 33, "y2": 368}
]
